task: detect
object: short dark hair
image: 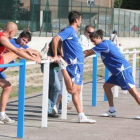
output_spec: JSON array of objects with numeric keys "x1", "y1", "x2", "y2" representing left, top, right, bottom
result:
[
  {"x1": 68, "y1": 11, "x2": 81, "y2": 24},
  {"x1": 89, "y1": 29, "x2": 104, "y2": 40},
  {"x1": 113, "y1": 30, "x2": 117, "y2": 34},
  {"x1": 85, "y1": 25, "x2": 94, "y2": 31},
  {"x1": 19, "y1": 31, "x2": 32, "y2": 41}
]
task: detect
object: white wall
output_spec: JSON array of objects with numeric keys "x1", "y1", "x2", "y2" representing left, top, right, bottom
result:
[
  {"x1": 28, "y1": 37, "x2": 52, "y2": 52},
  {"x1": 28, "y1": 37, "x2": 140, "y2": 52}
]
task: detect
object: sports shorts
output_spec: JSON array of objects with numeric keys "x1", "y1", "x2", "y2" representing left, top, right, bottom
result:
[
  {"x1": 66, "y1": 64, "x2": 84, "y2": 85},
  {"x1": 106, "y1": 68, "x2": 135, "y2": 90},
  {"x1": 0, "y1": 56, "x2": 4, "y2": 72}
]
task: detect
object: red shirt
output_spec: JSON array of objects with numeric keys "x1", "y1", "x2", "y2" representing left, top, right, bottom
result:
[{"x1": 0, "y1": 32, "x2": 7, "y2": 55}]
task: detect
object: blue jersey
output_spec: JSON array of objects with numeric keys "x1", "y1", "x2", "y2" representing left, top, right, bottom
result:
[
  {"x1": 10, "y1": 38, "x2": 29, "y2": 49},
  {"x1": 58, "y1": 26, "x2": 84, "y2": 64},
  {"x1": 92, "y1": 40, "x2": 131, "y2": 75},
  {"x1": 0, "y1": 38, "x2": 29, "y2": 78}
]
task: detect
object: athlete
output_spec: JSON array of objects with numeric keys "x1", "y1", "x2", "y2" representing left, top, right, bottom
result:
[
  {"x1": 84, "y1": 29, "x2": 140, "y2": 119},
  {"x1": 0, "y1": 22, "x2": 41, "y2": 124},
  {"x1": 52, "y1": 11, "x2": 96, "y2": 123}
]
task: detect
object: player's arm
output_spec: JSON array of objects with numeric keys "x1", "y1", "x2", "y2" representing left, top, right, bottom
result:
[
  {"x1": 84, "y1": 49, "x2": 95, "y2": 57},
  {"x1": 52, "y1": 35, "x2": 61, "y2": 62},
  {"x1": 25, "y1": 48, "x2": 41, "y2": 58},
  {"x1": 58, "y1": 41, "x2": 63, "y2": 57},
  {"x1": 0, "y1": 36, "x2": 41, "y2": 63}
]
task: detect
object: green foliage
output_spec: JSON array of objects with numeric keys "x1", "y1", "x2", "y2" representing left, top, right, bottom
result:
[
  {"x1": 0, "y1": 23, "x2": 5, "y2": 29},
  {"x1": 114, "y1": 0, "x2": 140, "y2": 10},
  {"x1": 114, "y1": 0, "x2": 123, "y2": 8},
  {"x1": 0, "y1": 0, "x2": 24, "y2": 20}
]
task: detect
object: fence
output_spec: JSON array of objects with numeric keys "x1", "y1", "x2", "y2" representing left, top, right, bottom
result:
[
  {"x1": 0, "y1": 49, "x2": 140, "y2": 138},
  {"x1": 0, "y1": 0, "x2": 140, "y2": 37}
]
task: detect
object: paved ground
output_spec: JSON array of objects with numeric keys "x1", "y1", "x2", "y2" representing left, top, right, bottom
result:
[{"x1": 0, "y1": 72, "x2": 140, "y2": 140}]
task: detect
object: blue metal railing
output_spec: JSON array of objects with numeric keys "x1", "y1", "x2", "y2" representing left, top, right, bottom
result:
[{"x1": 0, "y1": 59, "x2": 26, "y2": 138}]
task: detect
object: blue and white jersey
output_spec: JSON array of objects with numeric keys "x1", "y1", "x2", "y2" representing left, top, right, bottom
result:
[
  {"x1": 92, "y1": 40, "x2": 131, "y2": 75},
  {"x1": 58, "y1": 26, "x2": 84, "y2": 64},
  {"x1": 10, "y1": 38, "x2": 29, "y2": 49}
]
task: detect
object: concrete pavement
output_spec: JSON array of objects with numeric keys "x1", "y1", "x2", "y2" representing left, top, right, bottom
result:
[{"x1": 0, "y1": 73, "x2": 140, "y2": 140}]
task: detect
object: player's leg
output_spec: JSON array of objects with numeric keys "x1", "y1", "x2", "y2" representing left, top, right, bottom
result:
[
  {"x1": 101, "y1": 75, "x2": 118, "y2": 117},
  {"x1": 2, "y1": 51, "x2": 18, "y2": 64},
  {"x1": 128, "y1": 87, "x2": 140, "y2": 105},
  {"x1": 59, "y1": 59, "x2": 96, "y2": 123},
  {"x1": 0, "y1": 74, "x2": 15, "y2": 124}
]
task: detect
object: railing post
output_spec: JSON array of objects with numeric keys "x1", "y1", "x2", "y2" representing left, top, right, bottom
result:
[
  {"x1": 17, "y1": 59, "x2": 26, "y2": 138},
  {"x1": 113, "y1": 86, "x2": 119, "y2": 97},
  {"x1": 132, "y1": 49, "x2": 137, "y2": 82},
  {"x1": 61, "y1": 77, "x2": 67, "y2": 119},
  {"x1": 124, "y1": 50, "x2": 129, "y2": 94},
  {"x1": 139, "y1": 53, "x2": 140, "y2": 88},
  {"x1": 80, "y1": 82, "x2": 83, "y2": 110},
  {"x1": 92, "y1": 55, "x2": 98, "y2": 106},
  {"x1": 104, "y1": 67, "x2": 109, "y2": 101},
  {"x1": 42, "y1": 61, "x2": 50, "y2": 127}
]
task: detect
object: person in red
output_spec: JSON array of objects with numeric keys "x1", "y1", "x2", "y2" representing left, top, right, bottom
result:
[{"x1": 0, "y1": 22, "x2": 41, "y2": 124}]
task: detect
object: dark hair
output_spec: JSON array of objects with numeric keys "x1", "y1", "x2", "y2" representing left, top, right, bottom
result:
[
  {"x1": 68, "y1": 11, "x2": 81, "y2": 24},
  {"x1": 89, "y1": 29, "x2": 104, "y2": 39},
  {"x1": 113, "y1": 30, "x2": 117, "y2": 34},
  {"x1": 85, "y1": 25, "x2": 94, "y2": 31},
  {"x1": 19, "y1": 31, "x2": 32, "y2": 41}
]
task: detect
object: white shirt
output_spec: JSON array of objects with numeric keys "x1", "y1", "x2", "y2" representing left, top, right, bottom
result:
[
  {"x1": 110, "y1": 34, "x2": 118, "y2": 46},
  {"x1": 79, "y1": 34, "x2": 94, "y2": 51}
]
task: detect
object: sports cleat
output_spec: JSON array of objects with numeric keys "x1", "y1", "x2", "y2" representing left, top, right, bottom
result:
[
  {"x1": 0, "y1": 114, "x2": 15, "y2": 124},
  {"x1": 59, "y1": 57, "x2": 68, "y2": 70},
  {"x1": 78, "y1": 116, "x2": 96, "y2": 123},
  {"x1": 134, "y1": 115, "x2": 140, "y2": 120},
  {"x1": 101, "y1": 110, "x2": 117, "y2": 117}
]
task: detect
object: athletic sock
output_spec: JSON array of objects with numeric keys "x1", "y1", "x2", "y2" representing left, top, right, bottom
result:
[
  {"x1": 78, "y1": 112, "x2": 86, "y2": 118},
  {"x1": 109, "y1": 107, "x2": 116, "y2": 112},
  {"x1": 0, "y1": 112, "x2": 5, "y2": 117}
]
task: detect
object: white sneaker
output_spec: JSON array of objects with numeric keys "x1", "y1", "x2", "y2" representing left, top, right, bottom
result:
[
  {"x1": 59, "y1": 57, "x2": 68, "y2": 70},
  {"x1": 0, "y1": 114, "x2": 15, "y2": 124},
  {"x1": 101, "y1": 110, "x2": 117, "y2": 117},
  {"x1": 135, "y1": 115, "x2": 140, "y2": 120},
  {"x1": 78, "y1": 116, "x2": 96, "y2": 123},
  {"x1": 52, "y1": 105, "x2": 58, "y2": 114},
  {"x1": 41, "y1": 43, "x2": 49, "y2": 60}
]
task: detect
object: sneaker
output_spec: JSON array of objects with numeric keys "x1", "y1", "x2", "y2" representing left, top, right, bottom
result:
[
  {"x1": 41, "y1": 43, "x2": 49, "y2": 60},
  {"x1": 48, "y1": 113, "x2": 60, "y2": 118},
  {"x1": 0, "y1": 114, "x2": 15, "y2": 124},
  {"x1": 52, "y1": 105, "x2": 58, "y2": 114},
  {"x1": 101, "y1": 110, "x2": 117, "y2": 117},
  {"x1": 59, "y1": 57, "x2": 68, "y2": 70},
  {"x1": 135, "y1": 115, "x2": 140, "y2": 120},
  {"x1": 78, "y1": 116, "x2": 96, "y2": 123}
]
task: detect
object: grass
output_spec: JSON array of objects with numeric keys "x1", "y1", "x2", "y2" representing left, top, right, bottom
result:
[{"x1": 0, "y1": 48, "x2": 140, "y2": 100}]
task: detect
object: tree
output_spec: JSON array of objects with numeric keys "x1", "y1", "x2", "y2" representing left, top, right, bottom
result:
[
  {"x1": 114, "y1": 0, "x2": 123, "y2": 8},
  {"x1": 114, "y1": 0, "x2": 140, "y2": 10},
  {"x1": 0, "y1": 0, "x2": 23, "y2": 20},
  {"x1": 121, "y1": 0, "x2": 140, "y2": 10}
]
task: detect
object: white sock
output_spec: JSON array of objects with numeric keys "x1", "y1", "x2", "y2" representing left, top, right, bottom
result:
[
  {"x1": 0, "y1": 112, "x2": 5, "y2": 117},
  {"x1": 109, "y1": 107, "x2": 116, "y2": 112},
  {"x1": 78, "y1": 112, "x2": 85, "y2": 118}
]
